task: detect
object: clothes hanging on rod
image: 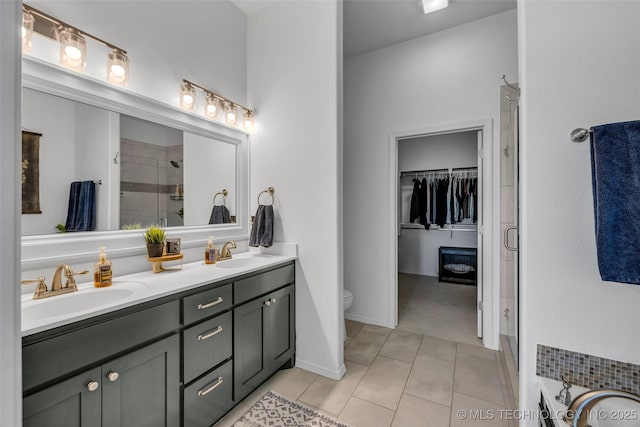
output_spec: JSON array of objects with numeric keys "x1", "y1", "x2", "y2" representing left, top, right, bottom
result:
[{"x1": 406, "y1": 167, "x2": 477, "y2": 229}]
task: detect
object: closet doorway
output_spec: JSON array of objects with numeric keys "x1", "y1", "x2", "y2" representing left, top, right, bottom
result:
[{"x1": 388, "y1": 120, "x2": 497, "y2": 349}]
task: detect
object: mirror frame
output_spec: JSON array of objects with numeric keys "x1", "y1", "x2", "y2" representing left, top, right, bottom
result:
[{"x1": 21, "y1": 56, "x2": 250, "y2": 271}]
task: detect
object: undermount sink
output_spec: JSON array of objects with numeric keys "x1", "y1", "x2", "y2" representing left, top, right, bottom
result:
[
  {"x1": 585, "y1": 396, "x2": 640, "y2": 427},
  {"x1": 22, "y1": 281, "x2": 147, "y2": 320}
]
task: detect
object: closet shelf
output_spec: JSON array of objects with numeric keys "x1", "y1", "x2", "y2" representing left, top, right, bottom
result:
[{"x1": 400, "y1": 223, "x2": 477, "y2": 232}]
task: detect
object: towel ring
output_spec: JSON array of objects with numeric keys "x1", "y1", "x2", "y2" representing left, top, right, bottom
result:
[
  {"x1": 257, "y1": 187, "x2": 275, "y2": 205},
  {"x1": 213, "y1": 189, "x2": 228, "y2": 206}
]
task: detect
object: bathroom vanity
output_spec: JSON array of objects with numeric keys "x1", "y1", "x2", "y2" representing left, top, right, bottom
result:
[{"x1": 22, "y1": 256, "x2": 295, "y2": 427}]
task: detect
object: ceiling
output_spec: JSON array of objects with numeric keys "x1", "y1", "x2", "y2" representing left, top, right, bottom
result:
[{"x1": 230, "y1": 0, "x2": 516, "y2": 58}]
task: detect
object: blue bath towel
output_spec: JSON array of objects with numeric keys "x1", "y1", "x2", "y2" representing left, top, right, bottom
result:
[
  {"x1": 590, "y1": 120, "x2": 640, "y2": 284},
  {"x1": 65, "y1": 181, "x2": 96, "y2": 232}
]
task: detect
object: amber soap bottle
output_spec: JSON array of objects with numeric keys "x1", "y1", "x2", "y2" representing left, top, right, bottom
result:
[{"x1": 94, "y1": 247, "x2": 113, "y2": 287}]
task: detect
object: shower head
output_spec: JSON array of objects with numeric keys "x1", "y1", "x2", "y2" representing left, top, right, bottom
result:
[{"x1": 170, "y1": 159, "x2": 183, "y2": 168}]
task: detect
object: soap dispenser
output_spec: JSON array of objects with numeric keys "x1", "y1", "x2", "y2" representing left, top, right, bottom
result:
[
  {"x1": 94, "y1": 247, "x2": 113, "y2": 288},
  {"x1": 205, "y1": 237, "x2": 218, "y2": 265}
]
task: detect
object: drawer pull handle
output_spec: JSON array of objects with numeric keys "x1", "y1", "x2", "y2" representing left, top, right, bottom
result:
[
  {"x1": 107, "y1": 371, "x2": 119, "y2": 382},
  {"x1": 197, "y1": 297, "x2": 223, "y2": 310},
  {"x1": 86, "y1": 381, "x2": 99, "y2": 392},
  {"x1": 197, "y1": 325, "x2": 223, "y2": 341},
  {"x1": 197, "y1": 377, "x2": 223, "y2": 397}
]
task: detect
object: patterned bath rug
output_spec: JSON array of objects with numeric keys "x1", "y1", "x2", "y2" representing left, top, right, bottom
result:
[{"x1": 233, "y1": 390, "x2": 354, "y2": 427}]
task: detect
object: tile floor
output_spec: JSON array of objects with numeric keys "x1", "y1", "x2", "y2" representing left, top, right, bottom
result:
[{"x1": 214, "y1": 321, "x2": 516, "y2": 427}]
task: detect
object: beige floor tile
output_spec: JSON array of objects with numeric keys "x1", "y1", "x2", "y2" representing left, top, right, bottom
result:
[
  {"x1": 450, "y1": 392, "x2": 508, "y2": 427},
  {"x1": 212, "y1": 403, "x2": 251, "y2": 427},
  {"x1": 361, "y1": 324, "x2": 393, "y2": 337},
  {"x1": 419, "y1": 335, "x2": 458, "y2": 362},
  {"x1": 346, "y1": 319, "x2": 365, "y2": 339},
  {"x1": 379, "y1": 329, "x2": 422, "y2": 363},
  {"x1": 345, "y1": 330, "x2": 389, "y2": 366},
  {"x1": 265, "y1": 367, "x2": 318, "y2": 400},
  {"x1": 338, "y1": 397, "x2": 395, "y2": 427},
  {"x1": 391, "y1": 394, "x2": 450, "y2": 427},
  {"x1": 457, "y1": 342, "x2": 498, "y2": 361},
  {"x1": 454, "y1": 352, "x2": 504, "y2": 405},
  {"x1": 353, "y1": 356, "x2": 412, "y2": 410},
  {"x1": 299, "y1": 361, "x2": 368, "y2": 415},
  {"x1": 404, "y1": 353, "x2": 455, "y2": 407}
]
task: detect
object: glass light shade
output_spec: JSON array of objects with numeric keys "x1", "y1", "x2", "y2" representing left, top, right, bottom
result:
[
  {"x1": 243, "y1": 111, "x2": 254, "y2": 132},
  {"x1": 224, "y1": 102, "x2": 237, "y2": 125},
  {"x1": 180, "y1": 82, "x2": 196, "y2": 111},
  {"x1": 107, "y1": 49, "x2": 129, "y2": 86},
  {"x1": 205, "y1": 94, "x2": 218, "y2": 119},
  {"x1": 59, "y1": 28, "x2": 86, "y2": 72},
  {"x1": 22, "y1": 11, "x2": 35, "y2": 53},
  {"x1": 421, "y1": 0, "x2": 449, "y2": 14}
]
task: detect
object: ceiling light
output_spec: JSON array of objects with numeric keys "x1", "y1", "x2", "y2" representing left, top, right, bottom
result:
[
  {"x1": 59, "y1": 27, "x2": 86, "y2": 72},
  {"x1": 22, "y1": 9, "x2": 35, "y2": 53},
  {"x1": 180, "y1": 81, "x2": 196, "y2": 111},
  {"x1": 107, "y1": 49, "x2": 129, "y2": 86},
  {"x1": 205, "y1": 93, "x2": 219, "y2": 119},
  {"x1": 421, "y1": 0, "x2": 449, "y2": 14}
]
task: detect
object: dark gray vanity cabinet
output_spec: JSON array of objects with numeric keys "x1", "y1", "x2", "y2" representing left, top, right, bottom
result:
[{"x1": 234, "y1": 282, "x2": 295, "y2": 401}]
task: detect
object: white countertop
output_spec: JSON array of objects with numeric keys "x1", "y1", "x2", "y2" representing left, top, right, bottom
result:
[
  {"x1": 539, "y1": 376, "x2": 590, "y2": 426},
  {"x1": 22, "y1": 248, "x2": 296, "y2": 337}
]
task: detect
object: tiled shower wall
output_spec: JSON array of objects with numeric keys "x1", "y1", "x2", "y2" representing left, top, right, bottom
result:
[
  {"x1": 537, "y1": 344, "x2": 640, "y2": 395},
  {"x1": 120, "y1": 138, "x2": 183, "y2": 228}
]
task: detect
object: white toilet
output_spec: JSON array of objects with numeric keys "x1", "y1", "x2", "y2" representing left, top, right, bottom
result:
[{"x1": 343, "y1": 290, "x2": 353, "y2": 341}]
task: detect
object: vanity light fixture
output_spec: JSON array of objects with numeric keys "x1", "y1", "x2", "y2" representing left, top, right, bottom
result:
[
  {"x1": 180, "y1": 81, "x2": 196, "y2": 111},
  {"x1": 420, "y1": 0, "x2": 449, "y2": 14},
  {"x1": 22, "y1": 8, "x2": 35, "y2": 53},
  {"x1": 22, "y1": 4, "x2": 130, "y2": 86},
  {"x1": 180, "y1": 79, "x2": 255, "y2": 132},
  {"x1": 224, "y1": 101, "x2": 238, "y2": 125}
]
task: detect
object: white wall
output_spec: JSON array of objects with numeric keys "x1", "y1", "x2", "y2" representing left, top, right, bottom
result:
[
  {"x1": 344, "y1": 11, "x2": 517, "y2": 331},
  {"x1": 518, "y1": 1, "x2": 640, "y2": 424},
  {"x1": 0, "y1": 1, "x2": 22, "y2": 423},
  {"x1": 183, "y1": 132, "x2": 236, "y2": 225},
  {"x1": 398, "y1": 132, "x2": 478, "y2": 276},
  {"x1": 121, "y1": 116, "x2": 183, "y2": 148},
  {"x1": 26, "y1": 1, "x2": 247, "y2": 107},
  {"x1": 247, "y1": 0, "x2": 344, "y2": 379}
]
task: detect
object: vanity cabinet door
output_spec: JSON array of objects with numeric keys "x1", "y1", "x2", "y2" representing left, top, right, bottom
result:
[
  {"x1": 23, "y1": 366, "x2": 102, "y2": 427},
  {"x1": 233, "y1": 284, "x2": 295, "y2": 401},
  {"x1": 102, "y1": 334, "x2": 180, "y2": 427}
]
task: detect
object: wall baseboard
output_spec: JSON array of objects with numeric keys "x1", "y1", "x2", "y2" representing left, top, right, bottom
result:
[
  {"x1": 344, "y1": 313, "x2": 393, "y2": 329},
  {"x1": 295, "y1": 358, "x2": 346, "y2": 381}
]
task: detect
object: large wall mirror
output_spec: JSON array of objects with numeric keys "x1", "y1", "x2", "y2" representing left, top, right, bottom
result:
[{"x1": 21, "y1": 57, "x2": 249, "y2": 272}]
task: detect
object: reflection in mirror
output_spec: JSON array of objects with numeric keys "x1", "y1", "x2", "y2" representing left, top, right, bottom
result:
[{"x1": 120, "y1": 116, "x2": 184, "y2": 228}]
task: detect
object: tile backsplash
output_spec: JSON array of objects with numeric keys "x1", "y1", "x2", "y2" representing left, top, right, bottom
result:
[{"x1": 537, "y1": 344, "x2": 640, "y2": 395}]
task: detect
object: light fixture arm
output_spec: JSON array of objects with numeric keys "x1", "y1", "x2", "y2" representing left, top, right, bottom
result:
[{"x1": 23, "y1": 4, "x2": 127, "y2": 54}]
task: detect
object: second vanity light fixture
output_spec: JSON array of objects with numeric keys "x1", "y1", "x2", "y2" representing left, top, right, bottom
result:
[
  {"x1": 22, "y1": 3, "x2": 130, "y2": 86},
  {"x1": 180, "y1": 79, "x2": 255, "y2": 132}
]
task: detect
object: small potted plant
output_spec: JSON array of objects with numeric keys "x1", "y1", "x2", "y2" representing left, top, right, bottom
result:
[{"x1": 144, "y1": 226, "x2": 166, "y2": 258}]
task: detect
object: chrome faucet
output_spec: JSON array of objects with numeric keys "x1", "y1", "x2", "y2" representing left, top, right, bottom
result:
[
  {"x1": 218, "y1": 241, "x2": 237, "y2": 261},
  {"x1": 563, "y1": 389, "x2": 640, "y2": 427},
  {"x1": 21, "y1": 265, "x2": 88, "y2": 300}
]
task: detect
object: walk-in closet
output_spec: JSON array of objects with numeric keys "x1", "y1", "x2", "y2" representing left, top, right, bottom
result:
[{"x1": 397, "y1": 131, "x2": 482, "y2": 346}]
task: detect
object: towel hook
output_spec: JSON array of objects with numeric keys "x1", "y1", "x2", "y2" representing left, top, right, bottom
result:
[
  {"x1": 213, "y1": 189, "x2": 228, "y2": 206},
  {"x1": 257, "y1": 187, "x2": 275, "y2": 205}
]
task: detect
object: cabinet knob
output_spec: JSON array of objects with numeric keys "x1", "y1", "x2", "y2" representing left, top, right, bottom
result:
[
  {"x1": 271, "y1": 298, "x2": 277, "y2": 304},
  {"x1": 107, "y1": 371, "x2": 119, "y2": 382},
  {"x1": 265, "y1": 300, "x2": 271, "y2": 306},
  {"x1": 86, "y1": 381, "x2": 99, "y2": 392}
]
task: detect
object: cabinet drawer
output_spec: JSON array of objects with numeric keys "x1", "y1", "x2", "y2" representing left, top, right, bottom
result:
[
  {"x1": 183, "y1": 311, "x2": 232, "y2": 384},
  {"x1": 23, "y1": 300, "x2": 179, "y2": 392},
  {"x1": 183, "y1": 360, "x2": 233, "y2": 427},
  {"x1": 234, "y1": 263, "x2": 294, "y2": 305},
  {"x1": 183, "y1": 283, "x2": 232, "y2": 326}
]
